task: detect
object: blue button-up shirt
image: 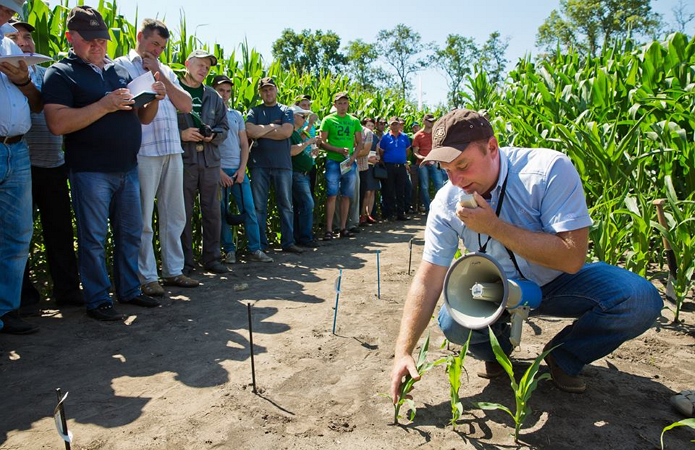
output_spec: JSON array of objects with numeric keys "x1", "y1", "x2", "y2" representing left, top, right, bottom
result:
[
  {"x1": 0, "y1": 34, "x2": 31, "y2": 137},
  {"x1": 423, "y1": 147, "x2": 593, "y2": 286}
]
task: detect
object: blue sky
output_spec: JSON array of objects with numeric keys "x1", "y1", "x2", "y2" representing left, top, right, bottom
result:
[{"x1": 95, "y1": 0, "x2": 695, "y2": 106}]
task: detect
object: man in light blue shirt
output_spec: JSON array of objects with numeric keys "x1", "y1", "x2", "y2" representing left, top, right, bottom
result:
[
  {"x1": 390, "y1": 109, "x2": 661, "y2": 397},
  {"x1": 0, "y1": 0, "x2": 42, "y2": 334}
]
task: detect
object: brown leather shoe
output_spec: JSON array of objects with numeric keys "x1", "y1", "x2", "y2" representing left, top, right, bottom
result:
[
  {"x1": 477, "y1": 360, "x2": 506, "y2": 379},
  {"x1": 162, "y1": 274, "x2": 199, "y2": 288},
  {"x1": 141, "y1": 281, "x2": 165, "y2": 297},
  {"x1": 544, "y1": 352, "x2": 586, "y2": 393}
]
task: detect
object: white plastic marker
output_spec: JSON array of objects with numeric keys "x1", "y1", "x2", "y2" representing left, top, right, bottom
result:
[
  {"x1": 376, "y1": 250, "x2": 381, "y2": 299},
  {"x1": 408, "y1": 237, "x2": 415, "y2": 275},
  {"x1": 332, "y1": 269, "x2": 343, "y2": 334},
  {"x1": 54, "y1": 389, "x2": 72, "y2": 450}
]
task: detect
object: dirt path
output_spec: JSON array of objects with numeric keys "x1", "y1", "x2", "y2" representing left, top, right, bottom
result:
[{"x1": 1, "y1": 216, "x2": 694, "y2": 449}]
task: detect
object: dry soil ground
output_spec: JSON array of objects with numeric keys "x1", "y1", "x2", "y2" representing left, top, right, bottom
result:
[{"x1": 1, "y1": 216, "x2": 694, "y2": 449}]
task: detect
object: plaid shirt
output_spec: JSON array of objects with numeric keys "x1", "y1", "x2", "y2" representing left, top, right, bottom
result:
[
  {"x1": 357, "y1": 129, "x2": 374, "y2": 171},
  {"x1": 115, "y1": 50, "x2": 183, "y2": 157}
]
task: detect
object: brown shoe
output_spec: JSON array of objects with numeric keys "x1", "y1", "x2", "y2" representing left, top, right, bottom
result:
[
  {"x1": 477, "y1": 360, "x2": 506, "y2": 379},
  {"x1": 141, "y1": 281, "x2": 165, "y2": 297},
  {"x1": 162, "y1": 274, "x2": 199, "y2": 288},
  {"x1": 544, "y1": 352, "x2": 586, "y2": 393}
]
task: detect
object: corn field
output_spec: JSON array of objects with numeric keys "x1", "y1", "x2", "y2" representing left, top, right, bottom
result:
[{"x1": 21, "y1": 0, "x2": 694, "y2": 321}]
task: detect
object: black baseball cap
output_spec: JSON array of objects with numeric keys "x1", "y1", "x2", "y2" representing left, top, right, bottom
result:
[
  {"x1": 422, "y1": 113, "x2": 436, "y2": 123},
  {"x1": 211, "y1": 74, "x2": 232, "y2": 87},
  {"x1": 423, "y1": 109, "x2": 494, "y2": 163},
  {"x1": 8, "y1": 18, "x2": 35, "y2": 32},
  {"x1": 258, "y1": 77, "x2": 276, "y2": 89},
  {"x1": 67, "y1": 6, "x2": 110, "y2": 41},
  {"x1": 295, "y1": 94, "x2": 311, "y2": 102}
]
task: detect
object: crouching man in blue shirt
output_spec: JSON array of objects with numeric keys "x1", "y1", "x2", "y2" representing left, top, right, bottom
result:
[{"x1": 390, "y1": 109, "x2": 662, "y2": 397}]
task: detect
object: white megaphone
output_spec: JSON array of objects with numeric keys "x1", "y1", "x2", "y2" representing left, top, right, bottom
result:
[{"x1": 442, "y1": 252, "x2": 542, "y2": 348}]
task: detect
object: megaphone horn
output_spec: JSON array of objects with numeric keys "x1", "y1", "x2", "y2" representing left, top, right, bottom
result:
[{"x1": 443, "y1": 252, "x2": 542, "y2": 347}]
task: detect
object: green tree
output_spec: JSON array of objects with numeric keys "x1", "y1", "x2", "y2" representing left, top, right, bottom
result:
[
  {"x1": 376, "y1": 24, "x2": 427, "y2": 99},
  {"x1": 536, "y1": 0, "x2": 662, "y2": 57},
  {"x1": 430, "y1": 34, "x2": 479, "y2": 108},
  {"x1": 345, "y1": 39, "x2": 392, "y2": 92},
  {"x1": 479, "y1": 31, "x2": 509, "y2": 86},
  {"x1": 271, "y1": 28, "x2": 347, "y2": 77}
]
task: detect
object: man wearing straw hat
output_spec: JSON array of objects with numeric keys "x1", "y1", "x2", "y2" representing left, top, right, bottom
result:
[
  {"x1": 0, "y1": 0, "x2": 42, "y2": 334},
  {"x1": 390, "y1": 109, "x2": 662, "y2": 396}
]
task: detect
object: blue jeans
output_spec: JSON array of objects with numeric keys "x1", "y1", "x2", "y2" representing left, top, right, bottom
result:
[
  {"x1": 70, "y1": 168, "x2": 143, "y2": 310},
  {"x1": 249, "y1": 167, "x2": 294, "y2": 249},
  {"x1": 292, "y1": 171, "x2": 315, "y2": 244},
  {"x1": 438, "y1": 262, "x2": 662, "y2": 376},
  {"x1": 0, "y1": 141, "x2": 33, "y2": 329},
  {"x1": 220, "y1": 168, "x2": 263, "y2": 253},
  {"x1": 418, "y1": 163, "x2": 444, "y2": 211}
]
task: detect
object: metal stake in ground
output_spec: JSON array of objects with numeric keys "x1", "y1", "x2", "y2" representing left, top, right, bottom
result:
[
  {"x1": 376, "y1": 250, "x2": 381, "y2": 299},
  {"x1": 247, "y1": 303, "x2": 257, "y2": 394},
  {"x1": 54, "y1": 388, "x2": 71, "y2": 450},
  {"x1": 332, "y1": 269, "x2": 343, "y2": 335},
  {"x1": 408, "y1": 237, "x2": 415, "y2": 275}
]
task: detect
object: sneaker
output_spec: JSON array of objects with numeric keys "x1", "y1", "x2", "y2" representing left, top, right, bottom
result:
[
  {"x1": 141, "y1": 281, "x2": 165, "y2": 297},
  {"x1": 249, "y1": 250, "x2": 274, "y2": 262},
  {"x1": 0, "y1": 311, "x2": 40, "y2": 334},
  {"x1": 283, "y1": 244, "x2": 304, "y2": 254},
  {"x1": 204, "y1": 261, "x2": 229, "y2": 274},
  {"x1": 225, "y1": 252, "x2": 237, "y2": 264},
  {"x1": 121, "y1": 294, "x2": 161, "y2": 308},
  {"x1": 86, "y1": 303, "x2": 123, "y2": 321}
]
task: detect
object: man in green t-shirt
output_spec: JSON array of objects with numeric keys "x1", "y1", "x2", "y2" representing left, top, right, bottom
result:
[
  {"x1": 289, "y1": 105, "x2": 319, "y2": 247},
  {"x1": 318, "y1": 92, "x2": 363, "y2": 239}
]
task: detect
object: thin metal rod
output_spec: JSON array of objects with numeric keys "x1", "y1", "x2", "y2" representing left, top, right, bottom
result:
[
  {"x1": 247, "y1": 303, "x2": 257, "y2": 394},
  {"x1": 408, "y1": 238, "x2": 414, "y2": 275},
  {"x1": 376, "y1": 251, "x2": 381, "y2": 299},
  {"x1": 332, "y1": 269, "x2": 342, "y2": 334}
]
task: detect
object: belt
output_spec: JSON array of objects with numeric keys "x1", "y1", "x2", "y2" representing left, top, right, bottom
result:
[{"x1": 1, "y1": 135, "x2": 24, "y2": 145}]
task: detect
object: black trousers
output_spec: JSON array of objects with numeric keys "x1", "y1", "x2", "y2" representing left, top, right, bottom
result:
[
  {"x1": 21, "y1": 165, "x2": 81, "y2": 307},
  {"x1": 381, "y1": 163, "x2": 408, "y2": 219}
]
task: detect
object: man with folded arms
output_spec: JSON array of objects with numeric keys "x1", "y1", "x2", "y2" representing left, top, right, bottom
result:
[
  {"x1": 246, "y1": 77, "x2": 303, "y2": 254},
  {"x1": 5, "y1": 18, "x2": 84, "y2": 316},
  {"x1": 43, "y1": 6, "x2": 166, "y2": 321},
  {"x1": 0, "y1": 0, "x2": 42, "y2": 334},
  {"x1": 115, "y1": 19, "x2": 198, "y2": 295}
]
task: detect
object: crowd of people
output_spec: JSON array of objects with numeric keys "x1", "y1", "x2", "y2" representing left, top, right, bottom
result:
[{"x1": 0, "y1": 4, "x2": 446, "y2": 332}]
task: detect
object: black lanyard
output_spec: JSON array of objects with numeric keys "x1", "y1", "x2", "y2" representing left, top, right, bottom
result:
[{"x1": 475, "y1": 171, "x2": 526, "y2": 279}]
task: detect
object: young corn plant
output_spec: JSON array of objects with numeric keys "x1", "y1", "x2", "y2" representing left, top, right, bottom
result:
[
  {"x1": 445, "y1": 330, "x2": 472, "y2": 429},
  {"x1": 651, "y1": 176, "x2": 695, "y2": 323},
  {"x1": 387, "y1": 332, "x2": 445, "y2": 425},
  {"x1": 660, "y1": 418, "x2": 695, "y2": 449},
  {"x1": 472, "y1": 327, "x2": 556, "y2": 443}
]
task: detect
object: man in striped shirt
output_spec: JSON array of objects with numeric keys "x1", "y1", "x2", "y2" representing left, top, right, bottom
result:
[{"x1": 115, "y1": 19, "x2": 199, "y2": 296}]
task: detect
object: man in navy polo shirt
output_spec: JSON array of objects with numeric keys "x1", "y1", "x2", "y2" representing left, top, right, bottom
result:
[
  {"x1": 43, "y1": 6, "x2": 166, "y2": 321},
  {"x1": 378, "y1": 116, "x2": 412, "y2": 221}
]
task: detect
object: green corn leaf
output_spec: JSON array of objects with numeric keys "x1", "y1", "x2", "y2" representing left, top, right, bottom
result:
[{"x1": 660, "y1": 418, "x2": 695, "y2": 449}]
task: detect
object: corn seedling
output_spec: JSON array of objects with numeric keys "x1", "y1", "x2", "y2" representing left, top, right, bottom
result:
[
  {"x1": 651, "y1": 176, "x2": 695, "y2": 323},
  {"x1": 472, "y1": 327, "x2": 555, "y2": 443},
  {"x1": 445, "y1": 330, "x2": 472, "y2": 429},
  {"x1": 386, "y1": 332, "x2": 445, "y2": 425},
  {"x1": 660, "y1": 418, "x2": 695, "y2": 449}
]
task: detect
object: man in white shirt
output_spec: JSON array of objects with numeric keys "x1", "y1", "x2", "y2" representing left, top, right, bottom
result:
[{"x1": 115, "y1": 19, "x2": 199, "y2": 296}]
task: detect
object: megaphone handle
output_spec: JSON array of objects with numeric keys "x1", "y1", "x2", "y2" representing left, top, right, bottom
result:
[{"x1": 509, "y1": 306, "x2": 530, "y2": 348}]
